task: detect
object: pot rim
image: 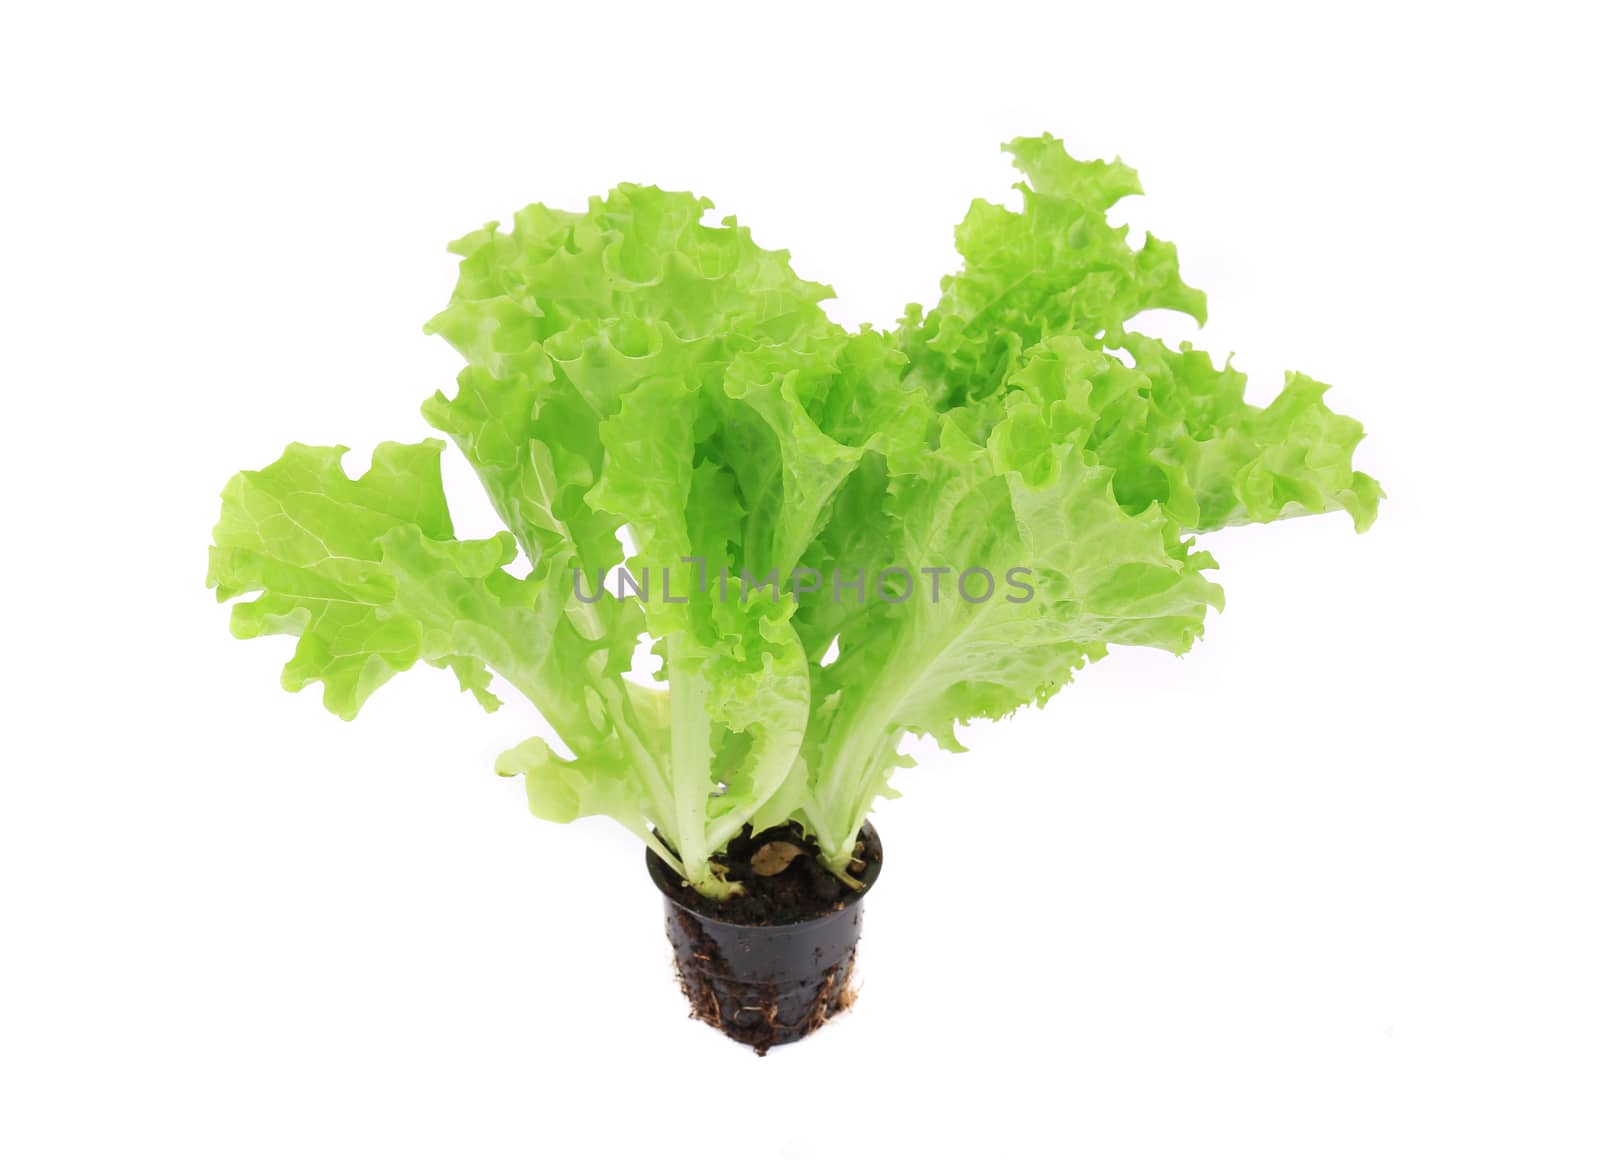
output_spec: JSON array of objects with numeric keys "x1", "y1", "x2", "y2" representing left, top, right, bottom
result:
[{"x1": 644, "y1": 820, "x2": 883, "y2": 931}]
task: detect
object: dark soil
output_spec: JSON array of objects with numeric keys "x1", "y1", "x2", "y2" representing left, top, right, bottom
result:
[{"x1": 655, "y1": 821, "x2": 881, "y2": 924}]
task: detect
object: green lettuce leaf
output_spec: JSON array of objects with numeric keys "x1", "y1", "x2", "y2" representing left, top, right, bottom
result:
[
  {"x1": 209, "y1": 134, "x2": 1380, "y2": 892},
  {"x1": 208, "y1": 441, "x2": 622, "y2": 743}
]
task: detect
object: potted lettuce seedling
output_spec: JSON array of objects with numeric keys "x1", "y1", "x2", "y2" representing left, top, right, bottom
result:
[{"x1": 208, "y1": 134, "x2": 1380, "y2": 1053}]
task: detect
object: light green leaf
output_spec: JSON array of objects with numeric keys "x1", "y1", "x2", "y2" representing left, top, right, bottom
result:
[{"x1": 212, "y1": 135, "x2": 1381, "y2": 894}]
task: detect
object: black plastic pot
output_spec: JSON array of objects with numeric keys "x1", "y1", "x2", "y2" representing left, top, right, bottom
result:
[{"x1": 645, "y1": 823, "x2": 883, "y2": 1054}]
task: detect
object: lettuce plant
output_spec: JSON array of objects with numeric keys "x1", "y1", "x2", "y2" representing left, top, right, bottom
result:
[{"x1": 209, "y1": 135, "x2": 1379, "y2": 898}]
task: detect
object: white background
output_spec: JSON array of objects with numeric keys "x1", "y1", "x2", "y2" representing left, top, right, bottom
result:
[{"x1": 3, "y1": 3, "x2": 1596, "y2": 1157}]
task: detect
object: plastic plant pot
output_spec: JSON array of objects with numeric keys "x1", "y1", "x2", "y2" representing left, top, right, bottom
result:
[{"x1": 645, "y1": 823, "x2": 883, "y2": 1054}]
